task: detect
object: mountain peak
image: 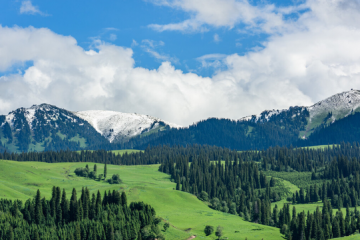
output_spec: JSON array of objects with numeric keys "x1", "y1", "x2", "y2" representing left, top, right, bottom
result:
[
  {"x1": 74, "y1": 110, "x2": 181, "y2": 143},
  {"x1": 308, "y1": 89, "x2": 360, "y2": 120}
]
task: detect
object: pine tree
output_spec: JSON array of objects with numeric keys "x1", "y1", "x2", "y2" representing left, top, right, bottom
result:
[
  {"x1": 7, "y1": 226, "x2": 14, "y2": 240},
  {"x1": 106, "y1": 223, "x2": 115, "y2": 240},
  {"x1": 332, "y1": 218, "x2": 340, "y2": 238},
  {"x1": 75, "y1": 223, "x2": 81, "y2": 240},
  {"x1": 121, "y1": 192, "x2": 127, "y2": 206},
  {"x1": 33, "y1": 229, "x2": 40, "y2": 240},
  {"x1": 35, "y1": 189, "x2": 42, "y2": 224},
  {"x1": 104, "y1": 162, "x2": 107, "y2": 180},
  {"x1": 70, "y1": 188, "x2": 78, "y2": 222},
  {"x1": 176, "y1": 175, "x2": 180, "y2": 190}
]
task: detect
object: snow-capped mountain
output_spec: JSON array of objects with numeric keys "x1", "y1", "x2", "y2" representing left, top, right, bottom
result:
[
  {"x1": 2, "y1": 89, "x2": 360, "y2": 153},
  {"x1": 0, "y1": 104, "x2": 181, "y2": 152},
  {"x1": 307, "y1": 89, "x2": 360, "y2": 122},
  {"x1": 0, "y1": 104, "x2": 108, "y2": 152},
  {"x1": 240, "y1": 89, "x2": 360, "y2": 125},
  {"x1": 2, "y1": 103, "x2": 82, "y2": 130},
  {"x1": 74, "y1": 110, "x2": 181, "y2": 143}
]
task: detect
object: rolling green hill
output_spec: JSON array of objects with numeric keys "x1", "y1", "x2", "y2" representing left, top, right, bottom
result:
[{"x1": 0, "y1": 160, "x2": 283, "y2": 240}]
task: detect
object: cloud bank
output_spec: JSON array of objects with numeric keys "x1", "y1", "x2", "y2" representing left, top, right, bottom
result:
[
  {"x1": 1, "y1": 0, "x2": 360, "y2": 126},
  {"x1": 148, "y1": 0, "x2": 306, "y2": 33}
]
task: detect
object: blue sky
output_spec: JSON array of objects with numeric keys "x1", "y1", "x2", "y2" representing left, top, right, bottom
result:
[
  {"x1": 0, "y1": 0, "x2": 305, "y2": 77},
  {"x1": 1, "y1": 0, "x2": 360, "y2": 125}
]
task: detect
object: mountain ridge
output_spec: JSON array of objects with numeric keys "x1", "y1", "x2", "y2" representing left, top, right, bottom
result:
[
  {"x1": 1, "y1": 89, "x2": 360, "y2": 152},
  {"x1": 74, "y1": 110, "x2": 181, "y2": 143}
]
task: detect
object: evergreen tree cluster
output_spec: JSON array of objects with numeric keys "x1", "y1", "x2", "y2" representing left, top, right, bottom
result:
[
  {"x1": 281, "y1": 200, "x2": 360, "y2": 240},
  {"x1": 238, "y1": 142, "x2": 360, "y2": 173},
  {"x1": 159, "y1": 152, "x2": 277, "y2": 227},
  {"x1": 0, "y1": 187, "x2": 163, "y2": 240},
  {"x1": 294, "y1": 175, "x2": 360, "y2": 209},
  {"x1": 301, "y1": 111, "x2": 360, "y2": 147},
  {"x1": 120, "y1": 107, "x2": 309, "y2": 151}
]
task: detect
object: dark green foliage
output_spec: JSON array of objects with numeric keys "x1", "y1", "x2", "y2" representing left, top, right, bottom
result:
[
  {"x1": 108, "y1": 174, "x2": 122, "y2": 184},
  {"x1": 163, "y1": 223, "x2": 169, "y2": 232},
  {"x1": 1, "y1": 121, "x2": 13, "y2": 143},
  {"x1": 159, "y1": 146, "x2": 275, "y2": 230},
  {"x1": 283, "y1": 199, "x2": 360, "y2": 240},
  {"x1": 301, "y1": 111, "x2": 360, "y2": 147},
  {"x1": 74, "y1": 164, "x2": 99, "y2": 180},
  {"x1": 198, "y1": 191, "x2": 208, "y2": 202},
  {"x1": 215, "y1": 225, "x2": 223, "y2": 240},
  {"x1": 120, "y1": 106, "x2": 309, "y2": 151},
  {"x1": 0, "y1": 187, "x2": 163, "y2": 240},
  {"x1": 121, "y1": 192, "x2": 127, "y2": 206},
  {"x1": 204, "y1": 225, "x2": 214, "y2": 236}
]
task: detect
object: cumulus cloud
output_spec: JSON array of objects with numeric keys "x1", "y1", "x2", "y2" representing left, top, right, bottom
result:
[
  {"x1": 20, "y1": 1, "x2": 47, "y2": 16},
  {"x1": 148, "y1": 0, "x2": 307, "y2": 33},
  {"x1": 1, "y1": 0, "x2": 360, "y2": 126}
]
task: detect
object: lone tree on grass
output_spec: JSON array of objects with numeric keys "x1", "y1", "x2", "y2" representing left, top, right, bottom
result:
[
  {"x1": 163, "y1": 223, "x2": 170, "y2": 232},
  {"x1": 204, "y1": 225, "x2": 214, "y2": 236},
  {"x1": 215, "y1": 225, "x2": 223, "y2": 240}
]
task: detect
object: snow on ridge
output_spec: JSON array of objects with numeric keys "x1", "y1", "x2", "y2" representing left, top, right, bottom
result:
[
  {"x1": 3, "y1": 103, "x2": 76, "y2": 130},
  {"x1": 308, "y1": 89, "x2": 360, "y2": 119},
  {"x1": 239, "y1": 109, "x2": 287, "y2": 123},
  {"x1": 239, "y1": 89, "x2": 360, "y2": 123},
  {"x1": 75, "y1": 110, "x2": 181, "y2": 143}
]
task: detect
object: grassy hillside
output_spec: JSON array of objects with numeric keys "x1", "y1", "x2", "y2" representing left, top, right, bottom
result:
[{"x1": 0, "y1": 160, "x2": 282, "y2": 240}]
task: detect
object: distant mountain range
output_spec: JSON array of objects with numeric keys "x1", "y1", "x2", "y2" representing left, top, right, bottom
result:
[{"x1": 1, "y1": 89, "x2": 360, "y2": 152}]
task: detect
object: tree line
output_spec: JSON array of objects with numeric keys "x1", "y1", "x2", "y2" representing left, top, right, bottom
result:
[
  {"x1": 282, "y1": 200, "x2": 360, "y2": 240},
  {"x1": 0, "y1": 186, "x2": 164, "y2": 240}
]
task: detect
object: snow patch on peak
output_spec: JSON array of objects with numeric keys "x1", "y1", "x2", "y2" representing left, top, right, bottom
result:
[
  {"x1": 308, "y1": 89, "x2": 360, "y2": 120},
  {"x1": 74, "y1": 110, "x2": 181, "y2": 143},
  {"x1": 239, "y1": 109, "x2": 287, "y2": 123}
]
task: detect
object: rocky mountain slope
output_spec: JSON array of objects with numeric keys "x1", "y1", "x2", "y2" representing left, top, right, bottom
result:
[
  {"x1": 240, "y1": 89, "x2": 360, "y2": 138},
  {"x1": 0, "y1": 104, "x2": 180, "y2": 152},
  {"x1": 0, "y1": 104, "x2": 108, "y2": 152}
]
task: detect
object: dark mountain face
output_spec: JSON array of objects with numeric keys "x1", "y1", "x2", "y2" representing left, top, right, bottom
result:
[
  {"x1": 0, "y1": 104, "x2": 108, "y2": 152},
  {"x1": 121, "y1": 108, "x2": 309, "y2": 151}
]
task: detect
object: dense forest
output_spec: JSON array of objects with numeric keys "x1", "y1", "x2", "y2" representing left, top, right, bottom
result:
[
  {"x1": 116, "y1": 106, "x2": 309, "y2": 151},
  {"x1": 300, "y1": 111, "x2": 360, "y2": 147},
  {"x1": 283, "y1": 200, "x2": 360, "y2": 240},
  {"x1": 0, "y1": 186, "x2": 163, "y2": 240}
]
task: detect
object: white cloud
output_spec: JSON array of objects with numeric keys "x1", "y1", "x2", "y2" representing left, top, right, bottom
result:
[
  {"x1": 1, "y1": 1, "x2": 360, "y2": 126},
  {"x1": 140, "y1": 39, "x2": 178, "y2": 63},
  {"x1": 196, "y1": 54, "x2": 227, "y2": 68},
  {"x1": 148, "y1": 0, "x2": 307, "y2": 33},
  {"x1": 20, "y1": 1, "x2": 47, "y2": 16},
  {"x1": 131, "y1": 39, "x2": 139, "y2": 47},
  {"x1": 213, "y1": 34, "x2": 221, "y2": 43},
  {"x1": 109, "y1": 34, "x2": 117, "y2": 41}
]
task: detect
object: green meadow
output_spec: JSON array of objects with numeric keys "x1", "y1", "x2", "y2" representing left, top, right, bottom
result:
[{"x1": 0, "y1": 160, "x2": 282, "y2": 240}]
